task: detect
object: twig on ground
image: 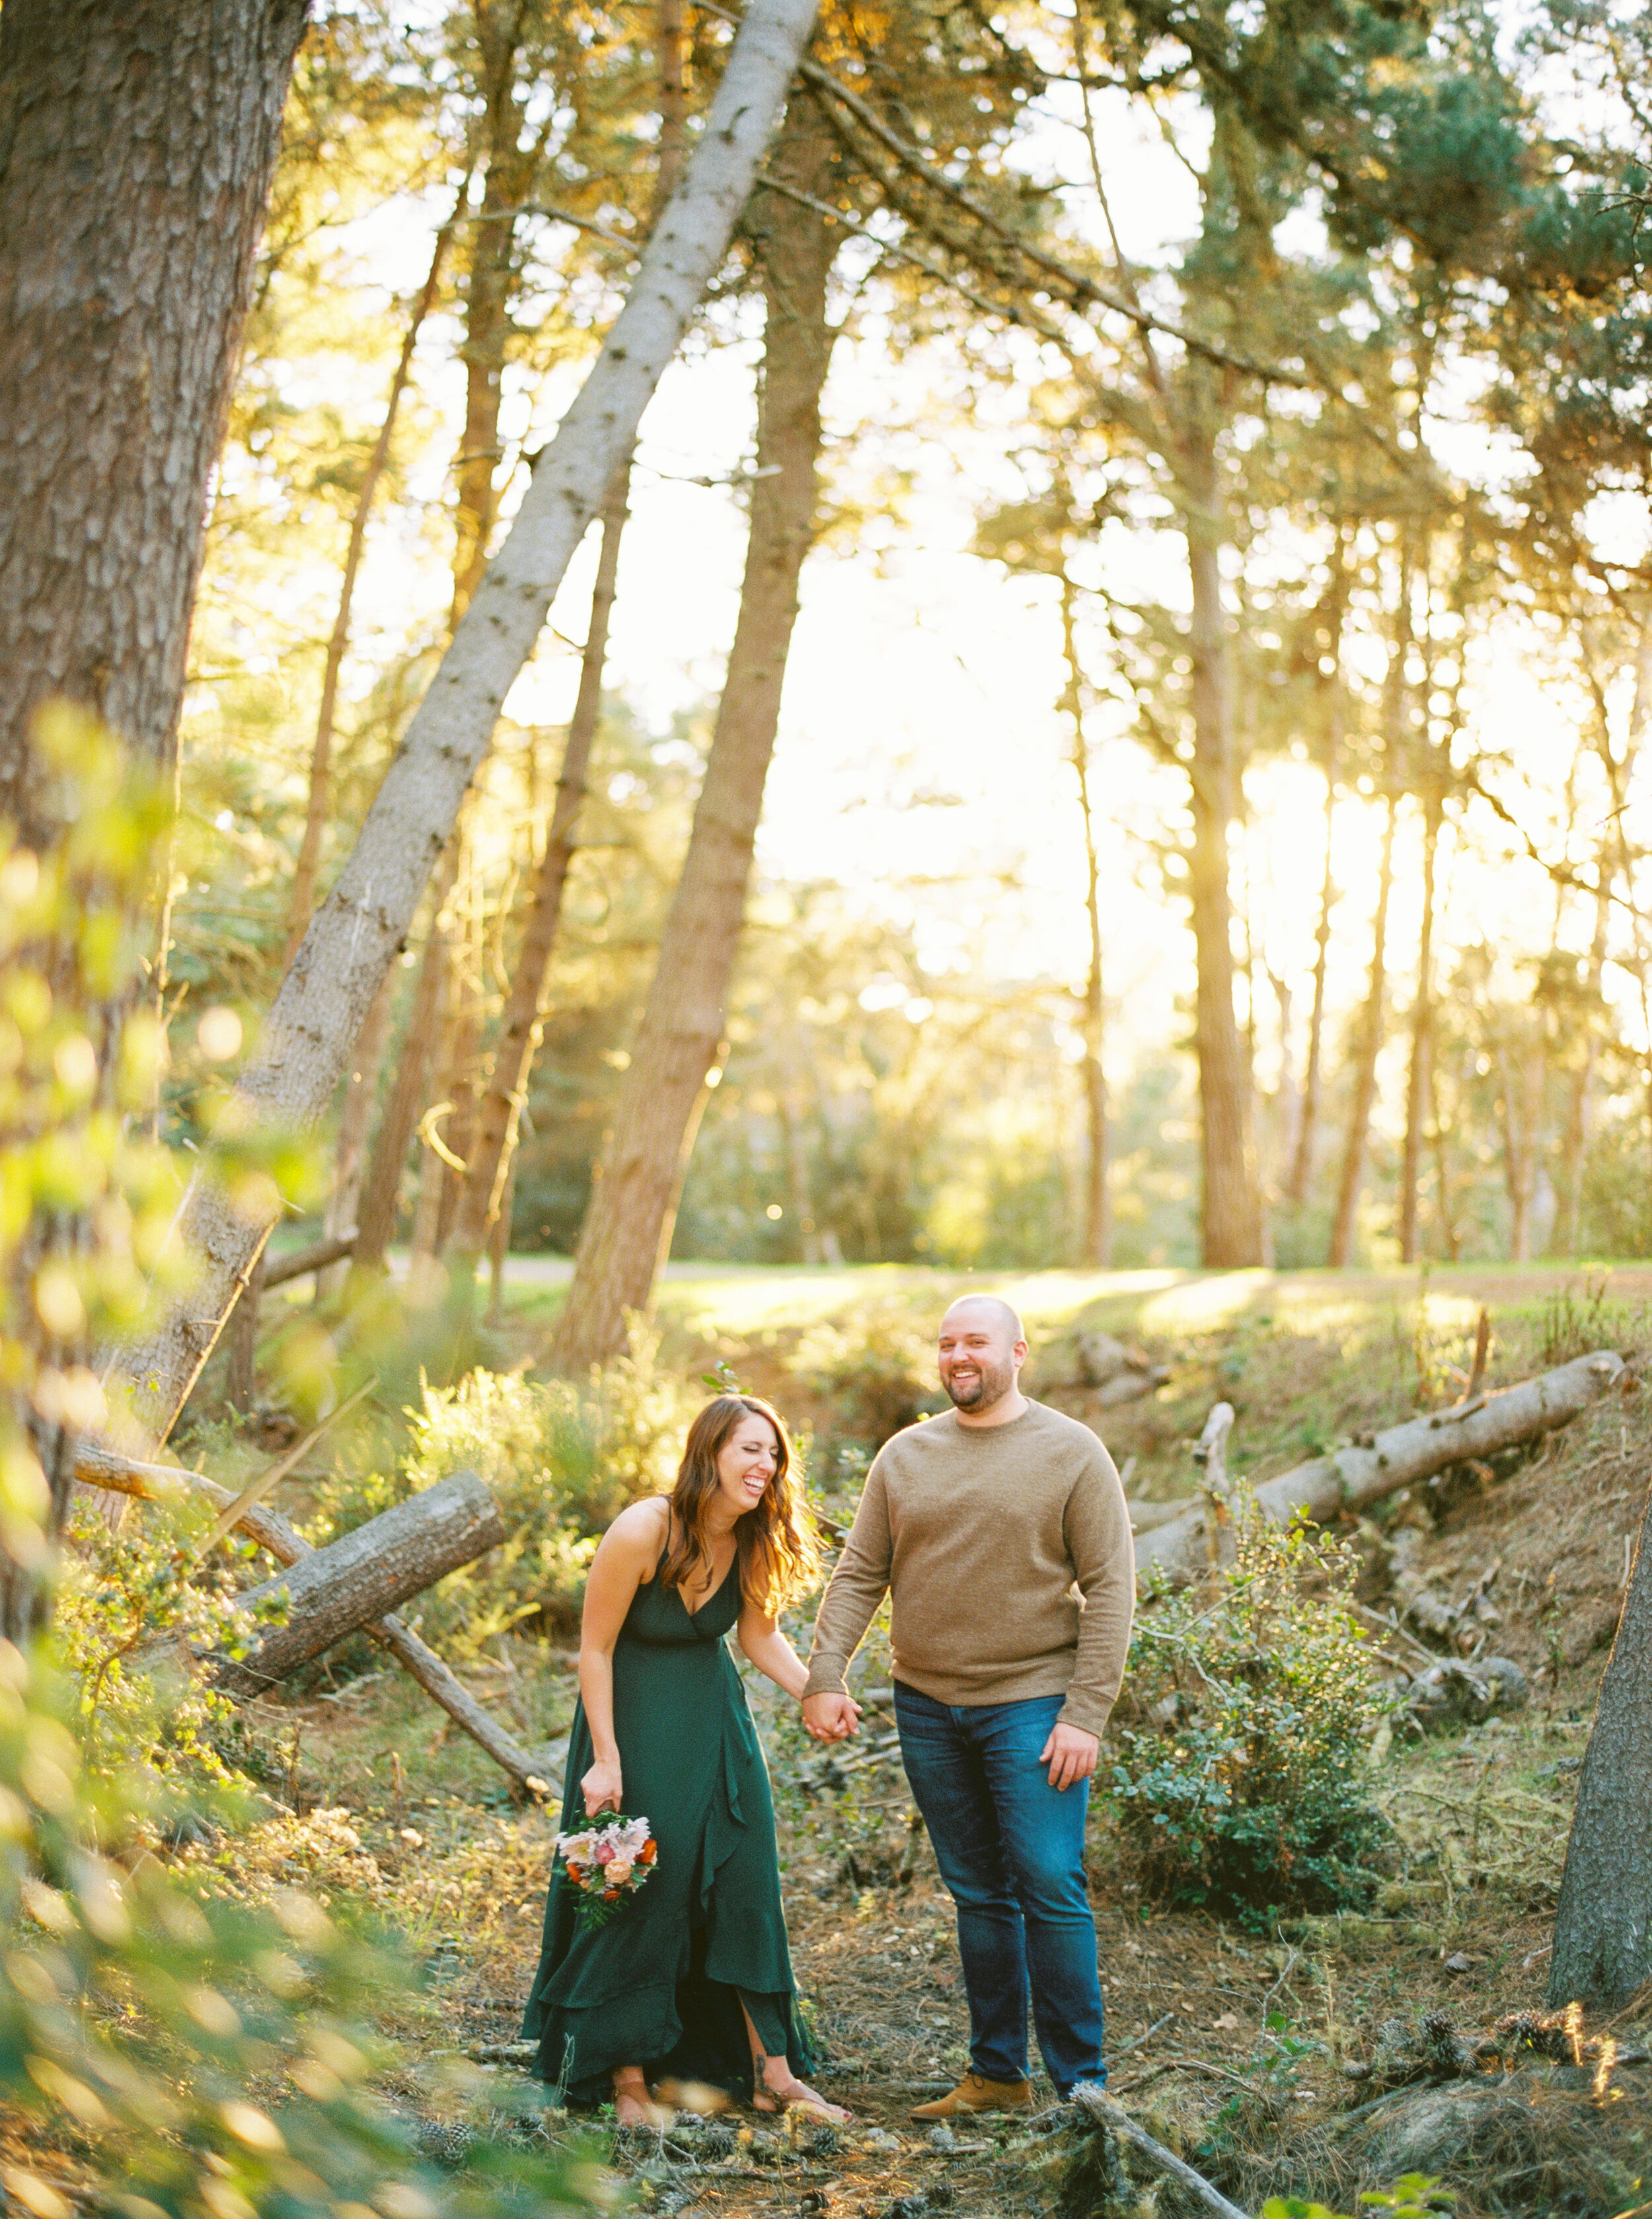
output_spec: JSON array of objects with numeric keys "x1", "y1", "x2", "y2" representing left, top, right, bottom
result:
[{"x1": 1068, "y1": 2084, "x2": 1254, "y2": 2218}]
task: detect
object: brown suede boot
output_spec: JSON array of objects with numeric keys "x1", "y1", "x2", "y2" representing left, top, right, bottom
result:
[{"x1": 909, "y1": 2070, "x2": 1036, "y2": 2121}]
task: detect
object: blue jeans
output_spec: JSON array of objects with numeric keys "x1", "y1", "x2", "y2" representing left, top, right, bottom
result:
[{"x1": 894, "y1": 1682, "x2": 1106, "y2": 2096}]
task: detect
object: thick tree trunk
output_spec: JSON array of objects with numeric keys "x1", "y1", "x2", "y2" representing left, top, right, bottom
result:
[
  {"x1": 1329, "y1": 793, "x2": 1397, "y2": 1268},
  {"x1": 0, "y1": 0, "x2": 309, "y2": 841},
  {"x1": 284, "y1": 194, "x2": 461, "y2": 965},
  {"x1": 116, "y1": 0, "x2": 821, "y2": 1444},
  {"x1": 1139, "y1": 1349, "x2": 1626, "y2": 1583},
  {"x1": 1180, "y1": 422, "x2": 1263, "y2": 1266},
  {"x1": 1398, "y1": 781, "x2": 1443, "y2": 1262},
  {"x1": 218, "y1": 1470, "x2": 504, "y2": 1696},
  {"x1": 1063, "y1": 580, "x2": 1110, "y2": 1268},
  {"x1": 1550, "y1": 1474, "x2": 1652, "y2": 2010},
  {"x1": 448, "y1": 468, "x2": 631, "y2": 1275},
  {"x1": 351, "y1": 845, "x2": 462, "y2": 1277},
  {"x1": 549, "y1": 100, "x2": 839, "y2": 1373}
]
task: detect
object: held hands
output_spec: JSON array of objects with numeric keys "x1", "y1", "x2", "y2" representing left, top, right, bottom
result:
[
  {"x1": 1040, "y1": 1721, "x2": 1099, "y2": 1793},
  {"x1": 581, "y1": 1757, "x2": 623, "y2": 1817},
  {"x1": 801, "y1": 1691, "x2": 861, "y2": 1744}
]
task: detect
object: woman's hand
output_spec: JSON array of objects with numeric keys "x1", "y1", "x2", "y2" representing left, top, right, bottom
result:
[{"x1": 581, "y1": 1757, "x2": 623, "y2": 1817}]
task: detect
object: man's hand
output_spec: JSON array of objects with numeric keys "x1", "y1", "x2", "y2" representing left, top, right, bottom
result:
[
  {"x1": 802, "y1": 1691, "x2": 862, "y2": 1743},
  {"x1": 1039, "y1": 1721, "x2": 1098, "y2": 1793}
]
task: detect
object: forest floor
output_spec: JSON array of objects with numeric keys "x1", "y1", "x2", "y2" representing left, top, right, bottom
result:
[{"x1": 178, "y1": 1263, "x2": 1652, "y2": 2218}]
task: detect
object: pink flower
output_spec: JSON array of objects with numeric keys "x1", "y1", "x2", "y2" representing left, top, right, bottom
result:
[{"x1": 595, "y1": 1842, "x2": 615, "y2": 1864}]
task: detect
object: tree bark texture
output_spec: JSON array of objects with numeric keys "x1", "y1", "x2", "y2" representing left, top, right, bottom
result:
[
  {"x1": 1181, "y1": 422, "x2": 1263, "y2": 1266},
  {"x1": 0, "y1": 0, "x2": 309, "y2": 842},
  {"x1": 1549, "y1": 1473, "x2": 1652, "y2": 2010},
  {"x1": 285, "y1": 192, "x2": 461, "y2": 965},
  {"x1": 548, "y1": 98, "x2": 840, "y2": 1374},
  {"x1": 217, "y1": 1469, "x2": 504, "y2": 1695},
  {"x1": 1329, "y1": 791, "x2": 1396, "y2": 1267},
  {"x1": 79, "y1": 1441, "x2": 557, "y2": 1789},
  {"x1": 449, "y1": 468, "x2": 632, "y2": 1269},
  {"x1": 116, "y1": 0, "x2": 823, "y2": 1445},
  {"x1": 1137, "y1": 1349, "x2": 1626, "y2": 1583}
]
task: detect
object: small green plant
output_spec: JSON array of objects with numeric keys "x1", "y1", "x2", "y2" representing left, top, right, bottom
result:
[
  {"x1": 1537, "y1": 1275, "x2": 1614, "y2": 1367},
  {"x1": 1263, "y1": 2178, "x2": 1453, "y2": 2217},
  {"x1": 1108, "y1": 1511, "x2": 1394, "y2": 1922}
]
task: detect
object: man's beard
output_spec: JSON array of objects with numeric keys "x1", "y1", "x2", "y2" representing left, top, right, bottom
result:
[{"x1": 944, "y1": 1355, "x2": 1013, "y2": 1412}]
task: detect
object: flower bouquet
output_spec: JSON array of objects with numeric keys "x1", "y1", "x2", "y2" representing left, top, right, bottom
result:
[{"x1": 554, "y1": 1815, "x2": 657, "y2": 1930}]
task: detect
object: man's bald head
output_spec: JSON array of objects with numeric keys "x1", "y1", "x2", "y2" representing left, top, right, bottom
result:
[
  {"x1": 937, "y1": 1295, "x2": 1028, "y2": 1420},
  {"x1": 940, "y1": 1294, "x2": 1026, "y2": 1345}
]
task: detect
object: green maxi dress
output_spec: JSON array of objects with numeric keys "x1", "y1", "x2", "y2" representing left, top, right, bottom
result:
[{"x1": 522, "y1": 1552, "x2": 811, "y2": 2105}]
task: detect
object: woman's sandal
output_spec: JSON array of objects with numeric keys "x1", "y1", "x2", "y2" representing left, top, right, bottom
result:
[{"x1": 753, "y1": 2076, "x2": 852, "y2": 2125}]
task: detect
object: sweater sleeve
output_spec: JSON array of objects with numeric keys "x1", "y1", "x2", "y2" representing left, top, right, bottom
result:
[
  {"x1": 803, "y1": 1456, "x2": 893, "y2": 1700},
  {"x1": 1057, "y1": 1441, "x2": 1135, "y2": 1737}
]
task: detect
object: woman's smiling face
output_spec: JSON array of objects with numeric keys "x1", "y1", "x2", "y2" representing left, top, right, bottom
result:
[{"x1": 715, "y1": 1411, "x2": 779, "y2": 1521}]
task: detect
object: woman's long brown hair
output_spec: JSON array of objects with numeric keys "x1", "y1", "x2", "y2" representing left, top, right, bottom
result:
[{"x1": 658, "y1": 1394, "x2": 819, "y2": 1615}]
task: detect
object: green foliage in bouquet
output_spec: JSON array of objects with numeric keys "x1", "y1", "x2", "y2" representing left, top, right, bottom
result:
[{"x1": 1108, "y1": 1511, "x2": 1395, "y2": 1922}]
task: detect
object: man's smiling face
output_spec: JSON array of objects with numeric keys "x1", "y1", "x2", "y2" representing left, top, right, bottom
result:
[{"x1": 937, "y1": 1300, "x2": 1024, "y2": 1415}]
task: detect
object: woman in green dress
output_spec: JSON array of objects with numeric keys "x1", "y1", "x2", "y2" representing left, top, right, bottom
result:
[{"x1": 523, "y1": 1394, "x2": 852, "y2": 2126}]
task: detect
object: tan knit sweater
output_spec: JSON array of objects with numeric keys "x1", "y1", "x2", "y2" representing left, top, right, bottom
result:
[{"x1": 803, "y1": 1400, "x2": 1135, "y2": 1737}]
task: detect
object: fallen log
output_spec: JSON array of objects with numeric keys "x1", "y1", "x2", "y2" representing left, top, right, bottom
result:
[
  {"x1": 217, "y1": 1470, "x2": 504, "y2": 1696},
  {"x1": 1136, "y1": 1349, "x2": 1627, "y2": 1581},
  {"x1": 1068, "y1": 2083, "x2": 1252, "y2": 2218},
  {"x1": 75, "y1": 1442, "x2": 562, "y2": 1795}
]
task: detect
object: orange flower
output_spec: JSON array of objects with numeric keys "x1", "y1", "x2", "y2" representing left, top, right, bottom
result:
[
  {"x1": 567, "y1": 1863, "x2": 585, "y2": 1883},
  {"x1": 602, "y1": 1887, "x2": 620, "y2": 1901},
  {"x1": 638, "y1": 1841, "x2": 658, "y2": 1865}
]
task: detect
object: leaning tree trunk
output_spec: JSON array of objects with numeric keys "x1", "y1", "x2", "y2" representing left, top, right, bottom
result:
[
  {"x1": 1550, "y1": 1473, "x2": 1652, "y2": 2010},
  {"x1": 1180, "y1": 416, "x2": 1263, "y2": 1267},
  {"x1": 1329, "y1": 792, "x2": 1396, "y2": 1268},
  {"x1": 114, "y1": 0, "x2": 823, "y2": 1443},
  {"x1": 284, "y1": 186, "x2": 463, "y2": 966},
  {"x1": 549, "y1": 98, "x2": 840, "y2": 1374},
  {"x1": 446, "y1": 468, "x2": 631, "y2": 1286},
  {"x1": 447, "y1": 0, "x2": 687, "y2": 1300},
  {"x1": 0, "y1": 0, "x2": 309, "y2": 845}
]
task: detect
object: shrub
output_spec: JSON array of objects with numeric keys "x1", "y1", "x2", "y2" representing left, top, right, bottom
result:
[
  {"x1": 793, "y1": 1302, "x2": 944, "y2": 1453},
  {"x1": 1108, "y1": 1512, "x2": 1394, "y2": 1921},
  {"x1": 305, "y1": 1326, "x2": 700, "y2": 1651}
]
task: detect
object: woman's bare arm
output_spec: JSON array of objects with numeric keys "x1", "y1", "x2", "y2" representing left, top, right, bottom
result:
[
  {"x1": 577, "y1": 1500, "x2": 665, "y2": 1814},
  {"x1": 737, "y1": 1604, "x2": 810, "y2": 1700}
]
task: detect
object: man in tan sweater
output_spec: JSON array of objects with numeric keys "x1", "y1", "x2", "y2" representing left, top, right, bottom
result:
[{"x1": 802, "y1": 1295, "x2": 1133, "y2": 2115}]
